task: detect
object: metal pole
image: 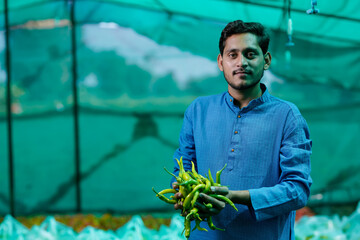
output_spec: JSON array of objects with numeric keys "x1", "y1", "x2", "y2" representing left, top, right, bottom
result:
[
  {"x1": 69, "y1": 0, "x2": 81, "y2": 213},
  {"x1": 4, "y1": 0, "x2": 15, "y2": 216}
]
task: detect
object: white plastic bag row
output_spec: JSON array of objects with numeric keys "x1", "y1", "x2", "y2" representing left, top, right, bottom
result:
[
  {"x1": 2, "y1": 202, "x2": 360, "y2": 240},
  {"x1": 295, "y1": 202, "x2": 360, "y2": 240},
  {"x1": 0, "y1": 214, "x2": 186, "y2": 240}
]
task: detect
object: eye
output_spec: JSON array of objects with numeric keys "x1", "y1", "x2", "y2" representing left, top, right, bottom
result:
[
  {"x1": 246, "y1": 52, "x2": 256, "y2": 59},
  {"x1": 228, "y1": 52, "x2": 237, "y2": 58}
]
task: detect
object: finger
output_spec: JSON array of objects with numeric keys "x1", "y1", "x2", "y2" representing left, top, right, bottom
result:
[
  {"x1": 181, "y1": 210, "x2": 189, "y2": 217},
  {"x1": 207, "y1": 207, "x2": 221, "y2": 215},
  {"x1": 174, "y1": 192, "x2": 183, "y2": 199},
  {"x1": 210, "y1": 186, "x2": 229, "y2": 195},
  {"x1": 195, "y1": 202, "x2": 220, "y2": 214},
  {"x1": 174, "y1": 201, "x2": 183, "y2": 210},
  {"x1": 195, "y1": 202, "x2": 221, "y2": 217},
  {"x1": 194, "y1": 202, "x2": 208, "y2": 212},
  {"x1": 172, "y1": 182, "x2": 179, "y2": 190},
  {"x1": 199, "y1": 212, "x2": 211, "y2": 219},
  {"x1": 174, "y1": 203, "x2": 179, "y2": 210},
  {"x1": 199, "y1": 193, "x2": 226, "y2": 209}
]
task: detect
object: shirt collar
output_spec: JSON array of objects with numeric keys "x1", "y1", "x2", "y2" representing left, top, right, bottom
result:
[{"x1": 225, "y1": 83, "x2": 270, "y2": 113}]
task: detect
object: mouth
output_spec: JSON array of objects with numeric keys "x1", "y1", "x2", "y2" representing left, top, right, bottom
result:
[{"x1": 233, "y1": 70, "x2": 250, "y2": 76}]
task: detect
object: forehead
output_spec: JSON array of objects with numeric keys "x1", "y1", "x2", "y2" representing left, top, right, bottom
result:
[{"x1": 224, "y1": 33, "x2": 261, "y2": 52}]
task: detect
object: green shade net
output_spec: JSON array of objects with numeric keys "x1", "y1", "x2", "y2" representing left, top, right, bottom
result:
[{"x1": 0, "y1": 0, "x2": 359, "y2": 215}]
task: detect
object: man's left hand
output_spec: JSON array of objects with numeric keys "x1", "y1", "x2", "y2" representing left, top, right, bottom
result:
[{"x1": 194, "y1": 186, "x2": 232, "y2": 217}]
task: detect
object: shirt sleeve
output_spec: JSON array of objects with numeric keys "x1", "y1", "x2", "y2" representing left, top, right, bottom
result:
[
  {"x1": 170, "y1": 103, "x2": 197, "y2": 187},
  {"x1": 248, "y1": 109, "x2": 312, "y2": 221}
]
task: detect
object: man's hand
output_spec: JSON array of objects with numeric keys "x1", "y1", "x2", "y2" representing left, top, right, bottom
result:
[
  {"x1": 195, "y1": 186, "x2": 251, "y2": 218},
  {"x1": 209, "y1": 186, "x2": 233, "y2": 199},
  {"x1": 193, "y1": 186, "x2": 230, "y2": 218},
  {"x1": 172, "y1": 182, "x2": 185, "y2": 214},
  {"x1": 172, "y1": 182, "x2": 251, "y2": 218}
]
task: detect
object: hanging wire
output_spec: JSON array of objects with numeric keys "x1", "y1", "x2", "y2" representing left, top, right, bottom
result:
[
  {"x1": 284, "y1": 0, "x2": 294, "y2": 65},
  {"x1": 286, "y1": 0, "x2": 294, "y2": 47},
  {"x1": 306, "y1": 0, "x2": 320, "y2": 14}
]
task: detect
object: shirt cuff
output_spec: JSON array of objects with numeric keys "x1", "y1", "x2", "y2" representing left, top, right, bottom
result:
[{"x1": 248, "y1": 188, "x2": 280, "y2": 221}]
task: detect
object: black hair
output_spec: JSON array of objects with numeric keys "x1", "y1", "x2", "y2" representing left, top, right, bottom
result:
[{"x1": 219, "y1": 20, "x2": 270, "y2": 56}]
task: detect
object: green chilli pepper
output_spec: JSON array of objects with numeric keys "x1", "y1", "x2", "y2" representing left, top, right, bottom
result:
[
  {"x1": 209, "y1": 194, "x2": 238, "y2": 211},
  {"x1": 203, "y1": 178, "x2": 211, "y2": 193},
  {"x1": 158, "y1": 188, "x2": 177, "y2": 195},
  {"x1": 183, "y1": 184, "x2": 205, "y2": 210},
  {"x1": 192, "y1": 218, "x2": 208, "y2": 232},
  {"x1": 184, "y1": 217, "x2": 191, "y2": 238},
  {"x1": 186, "y1": 207, "x2": 200, "y2": 221},
  {"x1": 190, "y1": 191, "x2": 200, "y2": 209},
  {"x1": 191, "y1": 161, "x2": 201, "y2": 179},
  {"x1": 154, "y1": 157, "x2": 237, "y2": 238},
  {"x1": 177, "y1": 157, "x2": 192, "y2": 182},
  {"x1": 216, "y1": 163, "x2": 227, "y2": 184},
  {"x1": 208, "y1": 169, "x2": 215, "y2": 186},
  {"x1": 163, "y1": 167, "x2": 182, "y2": 183},
  {"x1": 152, "y1": 187, "x2": 176, "y2": 204},
  {"x1": 207, "y1": 216, "x2": 225, "y2": 231},
  {"x1": 203, "y1": 202, "x2": 213, "y2": 208},
  {"x1": 179, "y1": 179, "x2": 199, "y2": 186}
]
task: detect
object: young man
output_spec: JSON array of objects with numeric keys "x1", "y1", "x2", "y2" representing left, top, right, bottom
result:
[{"x1": 172, "y1": 20, "x2": 312, "y2": 239}]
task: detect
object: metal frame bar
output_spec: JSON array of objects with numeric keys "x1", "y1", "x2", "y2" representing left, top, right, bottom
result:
[
  {"x1": 69, "y1": 0, "x2": 82, "y2": 213},
  {"x1": 4, "y1": 0, "x2": 15, "y2": 216}
]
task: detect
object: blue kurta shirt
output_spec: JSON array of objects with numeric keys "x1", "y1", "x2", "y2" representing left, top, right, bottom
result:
[{"x1": 172, "y1": 84, "x2": 312, "y2": 240}]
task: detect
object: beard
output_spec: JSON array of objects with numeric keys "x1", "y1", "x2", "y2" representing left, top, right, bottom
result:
[{"x1": 224, "y1": 70, "x2": 264, "y2": 91}]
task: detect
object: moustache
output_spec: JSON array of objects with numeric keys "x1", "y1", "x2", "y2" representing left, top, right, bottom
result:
[{"x1": 233, "y1": 69, "x2": 251, "y2": 75}]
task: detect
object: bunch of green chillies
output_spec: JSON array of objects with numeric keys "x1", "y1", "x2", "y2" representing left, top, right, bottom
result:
[{"x1": 152, "y1": 157, "x2": 238, "y2": 239}]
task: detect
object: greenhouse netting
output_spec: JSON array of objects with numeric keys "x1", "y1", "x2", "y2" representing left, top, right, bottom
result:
[{"x1": 0, "y1": 0, "x2": 359, "y2": 217}]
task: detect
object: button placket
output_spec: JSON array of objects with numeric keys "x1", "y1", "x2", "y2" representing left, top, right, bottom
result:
[{"x1": 228, "y1": 111, "x2": 242, "y2": 171}]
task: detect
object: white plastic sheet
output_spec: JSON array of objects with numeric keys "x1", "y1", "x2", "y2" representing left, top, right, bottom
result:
[{"x1": 0, "y1": 214, "x2": 185, "y2": 240}]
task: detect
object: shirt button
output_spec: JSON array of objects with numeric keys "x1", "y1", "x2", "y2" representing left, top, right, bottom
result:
[
  {"x1": 237, "y1": 115, "x2": 241, "y2": 118},
  {"x1": 231, "y1": 149, "x2": 234, "y2": 152},
  {"x1": 234, "y1": 131, "x2": 238, "y2": 134},
  {"x1": 230, "y1": 99, "x2": 233, "y2": 102}
]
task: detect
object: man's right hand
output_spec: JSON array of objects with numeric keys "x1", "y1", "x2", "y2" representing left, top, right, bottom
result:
[{"x1": 172, "y1": 182, "x2": 185, "y2": 213}]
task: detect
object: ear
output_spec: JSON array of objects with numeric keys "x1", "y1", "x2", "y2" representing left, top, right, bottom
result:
[
  {"x1": 217, "y1": 54, "x2": 224, "y2": 71},
  {"x1": 263, "y1": 52, "x2": 272, "y2": 70}
]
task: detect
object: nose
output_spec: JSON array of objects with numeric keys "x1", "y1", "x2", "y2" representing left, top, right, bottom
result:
[{"x1": 236, "y1": 55, "x2": 248, "y2": 67}]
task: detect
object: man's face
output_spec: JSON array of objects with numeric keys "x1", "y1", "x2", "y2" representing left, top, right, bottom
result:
[{"x1": 217, "y1": 33, "x2": 271, "y2": 92}]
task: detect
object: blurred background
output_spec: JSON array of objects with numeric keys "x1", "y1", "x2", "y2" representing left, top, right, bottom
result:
[{"x1": 0, "y1": 0, "x2": 360, "y2": 238}]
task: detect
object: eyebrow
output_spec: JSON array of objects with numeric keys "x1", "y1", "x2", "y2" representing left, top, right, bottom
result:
[
  {"x1": 244, "y1": 47, "x2": 259, "y2": 53},
  {"x1": 225, "y1": 47, "x2": 259, "y2": 54}
]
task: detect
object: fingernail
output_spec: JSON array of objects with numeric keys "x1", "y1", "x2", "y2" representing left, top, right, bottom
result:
[{"x1": 210, "y1": 186, "x2": 215, "y2": 192}]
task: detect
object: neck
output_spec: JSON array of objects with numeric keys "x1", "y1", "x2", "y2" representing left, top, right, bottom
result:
[{"x1": 229, "y1": 83, "x2": 263, "y2": 109}]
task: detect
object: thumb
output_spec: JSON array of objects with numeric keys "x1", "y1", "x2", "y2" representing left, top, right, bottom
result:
[{"x1": 210, "y1": 186, "x2": 229, "y2": 195}]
